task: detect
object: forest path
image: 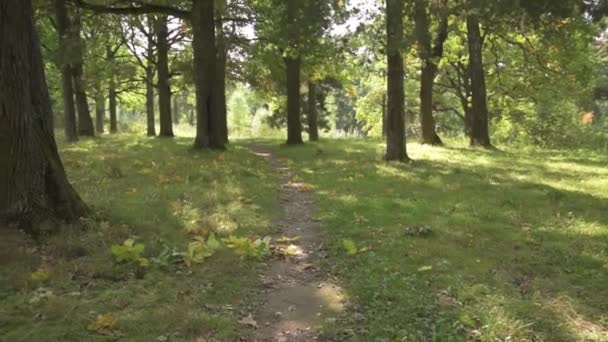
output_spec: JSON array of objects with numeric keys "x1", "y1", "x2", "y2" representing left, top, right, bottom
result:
[{"x1": 247, "y1": 144, "x2": 345, "y2": 342}]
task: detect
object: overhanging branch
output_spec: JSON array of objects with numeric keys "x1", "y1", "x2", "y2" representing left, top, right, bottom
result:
[{"x1": 73, "y1": 0, "x2": 191, "y2": 20}]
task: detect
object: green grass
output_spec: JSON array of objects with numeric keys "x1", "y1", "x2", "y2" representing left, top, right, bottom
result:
[
  {"x1": 265, "y1": 138, "x2": 608, "y2": 341},
  {"x1": 0, "y1": 134, "x2": 279, "y2": 341}
]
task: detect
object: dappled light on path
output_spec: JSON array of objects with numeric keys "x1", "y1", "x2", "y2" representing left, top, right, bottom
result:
[{"x1": 248, "y1": 144, "x2": 346, "y2": 342}]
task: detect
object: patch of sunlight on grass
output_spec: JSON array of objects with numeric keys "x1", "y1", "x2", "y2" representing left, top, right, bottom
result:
[
  {"x1": 262, "y1": 137, "x2": 608, "y2": 341},
  {"x1": 543, "y1": 295, "x2": 608, "y2": 341},
  {"x1": 0, "y1": 134, "x2": 280, "y2": 341}
]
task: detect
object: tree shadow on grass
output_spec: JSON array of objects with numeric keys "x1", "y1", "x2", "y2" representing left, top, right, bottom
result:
[{"x1": 271, "y1": 140, "x2": 608, "y2": 339}]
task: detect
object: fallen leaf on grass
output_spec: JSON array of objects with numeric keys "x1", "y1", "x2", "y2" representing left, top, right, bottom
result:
[
  {"x1": 239, "y1": 314, "x2": 257, "y2": 328},
  {"x1": 275, "y1": 236, "x2": 300, "y2": 244},
  {"x1": 30, "y1": 270, "x2": 50, "y2": 282},
  {"x1": 417, "y1": 265, "x2": 433, "y2": 272},
  {"x1": 88, "y1": 313, "x2": 117, "y2": 335}
]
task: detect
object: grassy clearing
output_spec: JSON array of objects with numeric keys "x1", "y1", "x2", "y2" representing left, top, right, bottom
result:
[
  {"x1": 266, "y1": 138, "x2": 608, "y2": 341},
  {"x1": 0, "y1": 134, "x2": 278, "y2": 341}
]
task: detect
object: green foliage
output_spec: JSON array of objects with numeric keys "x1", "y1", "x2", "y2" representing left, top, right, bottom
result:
[
  {"x1": 183, "y1": 234, "x2": 223, "y2": 267},
  {"x1": 0, "y1": 135, "x2": 279, "y2": 340},
  {"x1": 268, "y1": 139, "x2": 608, "y2": 340},
  {"x1": 111, "y1": 239, "x2": 149, "y2": 267},
  {"x1": 222, "y1": 235, "x2": 272, "y2": 260}
]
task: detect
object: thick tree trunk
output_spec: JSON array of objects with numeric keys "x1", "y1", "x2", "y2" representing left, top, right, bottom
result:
[
  {"x1": 215, "y1": 16, "x2": 229, "y2": 145},
  {"x1": 307, "y1": 81, "x2": 319, "y2": 141},
  {"x1": 54, "y1": 0, "x2": 78, "y2": 142},
  {"x1": 145, "y1": 65, "x2": 156, "y2": 136},
  {"x1": 108, "y1": 79, "x2": 118, "y2": 133},
  {"x1": 414, "y1": 0, "x2": 445, "y2": 145},
  {"x1": 71, "y1": 11, "x2": 94, "y2": 137},
  {"x1": 466, "y1": 15, "x2": 492, "y2": 148},
  {"x1": 94, "y1": 92, "x2": 105, "y2": 134},
  {"x1": 72, "y1": 64, "x2": 94, "y2": 136},
  {"x1": 156, "y1": 15, "x2": 173, "y2": 137},
  {"x1": 285, "y1": 0, "x2": 303, "y2": 145},
  {"x1": 285, "y1": 57, "x2": 303, "y2": 145},
  {"x1": 385, "y1": 0, "x2": 409, "y2": 161},
  {"x1": 0, "y1": 0, "x2": 87, "y2": 231},
  {"x1": 192, "y1": 0, "x2": 221, "y2": 149}
]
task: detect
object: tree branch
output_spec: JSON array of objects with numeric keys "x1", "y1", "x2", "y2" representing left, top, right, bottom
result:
[{"x1": 73, "y1": 0, "x2": 191, "y2": 20}]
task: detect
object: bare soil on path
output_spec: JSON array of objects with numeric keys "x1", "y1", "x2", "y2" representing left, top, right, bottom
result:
[{"x1": 247, "y1": 144, "x2": 345, "y2": 342}]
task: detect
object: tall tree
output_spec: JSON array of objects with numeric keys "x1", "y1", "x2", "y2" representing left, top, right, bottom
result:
[
  {"x1": 156, "y1": 15, "x2": 174, "y2": 137},
  {"x1": 307, "y1": 80, "x2": 319, "y2": 141},
  {"x1": 54, "y1": 0, "x2": 79, "y2": 142},
  {"x1": 0, "y1": 0, "x2": 87, "y2": 230},
  {"x1": 94, "y1": 91, "x2": 105, "y2": 133},
  {"x1": 385, "y1": 0, "x2": 409, "y2": 161},
  {"x1": 466, "y1": 14, "x2": 492, "y2": 147},
  {"x1": 284, "y1": 0, "x2": 304, "y2": 145},
  {"x1": 71, "y1": 10, "x2": 95, "y2": 137},
  {"x1": 414, "y1": 0, "x2": 449, "y2": 145},
  {"x1": 215, "y1": 5, "x2": 229, "y2": 145},
  {"x1": 192, "y1": 0, "x2": 221, "y2": 149}
]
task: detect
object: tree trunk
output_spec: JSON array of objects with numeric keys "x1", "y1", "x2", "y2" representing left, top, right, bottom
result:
[
  {"x1": 173, "y1": 93, "x2": 180, "y2": 124},
  {"x1": 285, "y1": 0, "x2": 303, "y2": 145},
  {"x1": 0, "y1": 0, "x2": 87, "y2": 231},
  {"x1": 146, "y1": 64, "x2": 156, "y2": 136},
  {"x1": 156, "y1": 15, "x2": 173, "y2": 137},
  {"x1": 192, "y1": 0, "x2": 220, "y2": 149},
  {"x1": 466, "y1": 15, "x2": 492, "y2": 148},
  {"x1": 381, "y1": 93, "x2": 387, "y2": 137},
  {"x1": 385, "y1": 0, "x2": 409, "y2": 161},
  {"x1": 71, "y1": 11, "x2": 94, "y2": 137},
  {"x1": 285, "y1": 57, "x2": 303, "y2": 144},
  {"x1": 108, "y1": 78, "x2": 118, "y2": 133},
  {"x1": 54, "y1": 0, "x2": 78, "y2": 142},
  {"x1": 94, "y1": 92, "x2": 105, "y2": 134},
  {"x1": 414, "y1": 0, "x2": 445, "y2": 145},
  {"x1": 145, "y1": 25, "x2": 156, "y2": 137},
  {"x1": 215, "y1": 15, "x2": 229, "y2": 145},
  {"x1": 307, "y1": 81, "x2": 319, "y2": 141}
]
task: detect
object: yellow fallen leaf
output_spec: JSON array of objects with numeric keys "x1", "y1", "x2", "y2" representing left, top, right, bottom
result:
[
  {"x1": 88, "y1": 313, "x2": 116, "y2": 334},
  {"x1": 275, "y1": 236, "x2": 300, "y2": 244},
  {"x1": 418, "y1": 265, "x2": 433, "y2": 272},
  {"x1": 31, "y1": 270, "x2": 49, "y2": 282}
]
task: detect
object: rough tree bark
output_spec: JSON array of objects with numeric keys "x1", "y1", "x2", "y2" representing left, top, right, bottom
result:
[
  {"x1": 385, "y1": 0, "x2": 409, "y2": 161},
  {"x1": 145, "y1": 19, "x2": 156, "y2": 136},
  {"x1": 94, "y1": 91, "x2": 105, "y2": 133},
  {"x1": 285, "y1": 0, "x2": 303, "y2": 145},
  {"x1": 215, "y1": 14, "x2": 229, "y2": 145},
  {"x1": 307, "y1": 81, "x2": 319, "y2": 141},
  {"x1": 0, "y1": 0, "x2": 88, "y2": 231},
  {"x1": 156, "y1": 15, "x2": 174, "y2": 137},
  {"x1": 466, "y1": 15, "x2": 492, "y2": 148},
  {"x1": 55, "y1": 0, "x2": 78, "y2": 142},
  {"x1": 192, "y1": 0, "x2": 220, "y2": 149},
  {"x1": 414, "y1": 0, "x2": 448, "y2": 146},
  {"x1": 71, "y1": 11, "x2": 95, "y2": 137}
]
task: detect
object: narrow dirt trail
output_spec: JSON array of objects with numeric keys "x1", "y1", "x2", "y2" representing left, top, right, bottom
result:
[{"x1": 247, "y1": 144, "x2": 345, "y2": 342}]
